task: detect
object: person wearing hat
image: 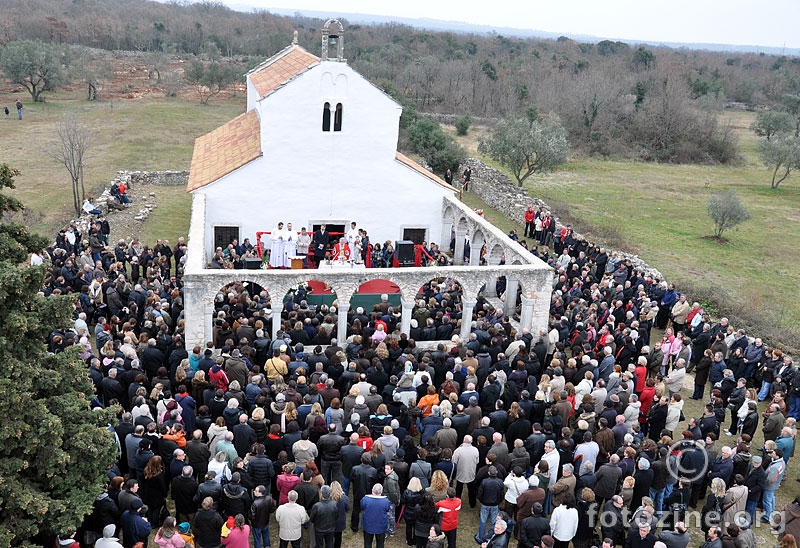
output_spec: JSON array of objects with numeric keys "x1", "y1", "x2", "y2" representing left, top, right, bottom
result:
[
  {"x1": 95, "y1": 523, "x2": 123, "y2": 548},
  {"x1": 134, "y1": 439, "x2": 155, "y2": 482},
  {"x1": 121, "y1": 498, "x2": 151, "y2": 548},
  {"x1": 631, "y1": 458, "x2": 654, "y2": 511},
  {"x1": 224, "y1": 349, "x2": 248, "y2": 389}
]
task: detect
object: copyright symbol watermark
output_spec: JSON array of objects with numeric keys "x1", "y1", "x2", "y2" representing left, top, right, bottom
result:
[{"x1": 666, "y1": 439, "x2": 709, "y2": 482}]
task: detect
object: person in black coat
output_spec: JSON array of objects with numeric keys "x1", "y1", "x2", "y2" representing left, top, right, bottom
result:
[
  {"x1": 519, "y1": 502, "x2": 550, "y2": 548},
  {"x1": 193, "y1": 496, "x2": 224, "y2": 548},
  {"x1": 630, "y1": 458, "x2": 654, "y2": 511},
  {"x1": 647, "y1": 398, "x2": 669, "y2": 442},
  {"x1": 220, "y1": 472, "x2": 251, "y2": 519},
  {"x1": 248, "y1": 444, "x2": 275, "y2": 488},
  {"x1": 170, "y1": 466, "x2": 198, "y2": 522}
]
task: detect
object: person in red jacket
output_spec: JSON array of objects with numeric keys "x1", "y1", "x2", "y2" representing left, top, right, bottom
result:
[
  {"x1": 524, "y1": 206, "x2": 536, "y2": 238},
  {"x1": 435, "y1": 487, "x2": 462, "y2": 548}
]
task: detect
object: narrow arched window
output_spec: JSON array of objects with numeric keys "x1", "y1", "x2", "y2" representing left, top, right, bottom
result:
[
  {"x1": 334, "y1": 103, "x2": 343, "y2": 131},
  {"x1": 322, "y1": 102, "x2": 331, "y2": 131}
]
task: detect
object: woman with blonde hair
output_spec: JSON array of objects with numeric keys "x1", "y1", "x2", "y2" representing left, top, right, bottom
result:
[
  {"x1": 425, "y1": 470, "x2": 449, "y2": 502},
  {"x1": 401, "y1": 477, "x2": 426, "y2": 546},
  {"x1": 190, "y1": 369, "x2": 208, "y2": 402},
  {"x1": 208, "y1": 451, "x2": 232, "y2": 484},
  {"x1": 702, "y1": 477, "x2": 727, "y2": 533},
  {"x1": 620, "y1": 476, "x2": 635, "y2": 509},
  {"x1": 464, "y1": 366, "x2": 478, "y2": 391},
  {"x1": 306, "y1": 402, "x2": 323, "y2": 430},
  {"x1": 538, "y1": 374, "x2": 553, "y2": 402},
  {"x1": 248, "y1": 406, "x2": 269, "y2": 444},
  {"x1": 154, "y1": 516, "x2": 185, "y2": 548},
  {"x1": 370, "y1": 439, "x2": 386, "y2": 469},
  {"x1": 330, "y1": 481, "x2": 350, "y2": 548}
]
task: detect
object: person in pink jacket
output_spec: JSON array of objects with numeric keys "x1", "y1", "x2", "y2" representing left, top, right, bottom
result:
[
  {"x1": 221, "y1": 514, "x2": 250, "y2": 548},
  {"x1": 154, "y1": 517, "x2": 186, "y2": 548}
]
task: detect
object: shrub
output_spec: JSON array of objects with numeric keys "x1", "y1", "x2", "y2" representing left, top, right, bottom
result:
[{"x1": 455, "y1": 115, "x2": 471, "y2": 136}]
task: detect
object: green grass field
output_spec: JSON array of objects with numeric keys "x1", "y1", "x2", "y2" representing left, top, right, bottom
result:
[
  {"x1": 446, "y1": 114, "x2": 800, "y2": 344},
  {"x1": 0, "y1": 89, "x2": 242, "y2": 241}
]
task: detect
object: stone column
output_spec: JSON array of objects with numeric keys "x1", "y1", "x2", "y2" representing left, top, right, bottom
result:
[
  {"x1": 400, "y1": 297, "x2": 415, "y2": 336},
  {"x1": 271, "y1": 302, "x2": 284, "y2": 341},
  {"x1": 203, "y1": 305, "x2": 214, "y2": 346},
  {"x1": 453, "y1": 228, "x2": 466, "y2": 265},
  {"x1": 460, "y1": 298, "x2": 477, "y2": 342},
  {"x1": 441, "y1": 221, "x2": 453, "y2": 252},
  {"x1": 469, "y1": 242, "x2": 483, "y2": 266},
  {"x1": 531, "y1": 288, "x2": 551, "y2": 337},
  {"x1": 520, "y1": 295, "x2": 535, "y2": 332},
  {"x1": 504, "y1": 277, "x2": 519, "y2": 317},
  {"x1": 182, "y1": 278, "x2": 207, "y2": 346},
  {"x1": 337, "y1": 300, "x2": 351, "y2": 342}
]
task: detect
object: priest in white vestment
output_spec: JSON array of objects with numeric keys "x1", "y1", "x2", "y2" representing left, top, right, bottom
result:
[
  {"x1": 346, "y1": 221, "x2": 359, "y2": 259},
  {"x1": 284, "y1": 222, "x2": 297, "y2": 266},
  {"x1": 269, "y1": 222, "x2": 286, "y2": 268}
]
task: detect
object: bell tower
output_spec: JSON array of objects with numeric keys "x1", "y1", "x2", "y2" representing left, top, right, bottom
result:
[{"x1": 321, "y1": 19, "x2": 345, "y2": 62}]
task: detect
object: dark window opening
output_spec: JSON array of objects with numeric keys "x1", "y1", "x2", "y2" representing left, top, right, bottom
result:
[
  {"x1": 403, "y1": 228, "x2": 427, "y2": 245},
  {"x1": 334, "y1": 103, "x2": 343, "y2": 131},
  {"x1": 214, "y1": 226, "x2": 239, "y2": 251},
  {"x1": 322, "y1": 102, "x2": 331, "y2": 132}
]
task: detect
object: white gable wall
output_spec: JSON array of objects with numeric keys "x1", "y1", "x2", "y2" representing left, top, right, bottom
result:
[
  {"x1": 256, "y1": 61, "x2": 401, "y2": 166},
  {"x1": 195, "y1": 59, "x2": 454, "y2": 259},
  {"x1": 195, "y1": 154, "x2": 453, "y2": 258}
]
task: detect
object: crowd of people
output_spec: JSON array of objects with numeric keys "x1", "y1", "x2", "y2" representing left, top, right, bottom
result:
[{"x1": 36, "y1": 201, "x2": 800, "y2": 548}]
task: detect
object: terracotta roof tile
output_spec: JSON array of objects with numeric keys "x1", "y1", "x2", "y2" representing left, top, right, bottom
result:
[
  {"x1": 187, "y1": 110, "x2": 261, "y2": 192},
  {"x1": 249, "y1": 46, "x2": 319, "y2": 99},
  {"x1": 395, "y1": 152, "x2": 456, "y2": 191}
]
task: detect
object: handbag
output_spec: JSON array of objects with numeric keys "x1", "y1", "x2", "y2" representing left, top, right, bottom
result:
[{"x1": 159, "y1": 502, "x2": 170, "y2": 524}]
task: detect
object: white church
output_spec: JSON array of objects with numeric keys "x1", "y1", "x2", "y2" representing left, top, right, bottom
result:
[{"x1": 182, "y1": 20, "x2": 553, "y2": 346}]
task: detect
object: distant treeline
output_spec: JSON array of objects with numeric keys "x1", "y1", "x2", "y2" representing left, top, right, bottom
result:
[{"x1": 4, "y1": 0, "x2": 800, "y2": 162}]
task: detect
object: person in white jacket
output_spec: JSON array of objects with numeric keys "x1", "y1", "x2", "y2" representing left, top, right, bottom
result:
[
  {"x1": 575, "y1": 372, "x2": 594, "y2": 411},
  {"x1": 624, "y1": 394, "x2": 642, "y2": 429},
  {"x1": 665, "y1": 393, "x2": 685, "y2": 434},
  {"x1": 549, "y1": 493, "x2": 579, "y2": 546},
  {"x1": 665, "y1": 359, "x2": 687, "y2": 396}
]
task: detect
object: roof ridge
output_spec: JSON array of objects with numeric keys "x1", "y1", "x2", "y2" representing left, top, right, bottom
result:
[{"x1": 246, "y1": 43, "x2": 319, "y2": 77}]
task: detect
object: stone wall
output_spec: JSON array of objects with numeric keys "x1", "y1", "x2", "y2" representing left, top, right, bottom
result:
[
  {"x1": 111, "y1": 170, "x2": 188, "y2": 188},
  {"x1": 57, "y1": 170, "x2": 183, "y2": 241},
  {"x1": 459, "y1": 157, "x2": 667, "y2": 282},
  {"x1": 420, "y1": 112, "x2": 496, "y2": 126}
]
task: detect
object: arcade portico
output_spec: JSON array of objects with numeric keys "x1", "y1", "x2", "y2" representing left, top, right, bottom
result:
[{"x1": 183, "y1": 193, "x2": 554, "y2": 346}]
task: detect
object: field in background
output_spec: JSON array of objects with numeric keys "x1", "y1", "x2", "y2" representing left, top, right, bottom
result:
[
  {"x1": 0, "y1": 88, "x2": 242, "y2": 242},
  {"x1": 446, "y1": 112, "x2": 800, "y2": 338}
]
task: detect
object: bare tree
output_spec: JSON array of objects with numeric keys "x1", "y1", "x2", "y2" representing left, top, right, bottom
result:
[{"x1": 45, "y1": 114, "x2": 93, "y2": 215}]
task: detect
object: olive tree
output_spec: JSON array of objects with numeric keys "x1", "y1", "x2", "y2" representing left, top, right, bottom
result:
[
  {"x1": 750, "y1": 110, "x2": 794, "y2": 141},
  {"x1": 707, "y1": 189, "x2": 751, "y2": 238},
  {"x1": 0, "y1": 40, "x2": 68, "y2": 102},
  {"x1": 478, "y1": 115, "x2": 568, "y2": 186},
  {"x1": 759, "y1": 135, "x2": 800, "y2": 189}
]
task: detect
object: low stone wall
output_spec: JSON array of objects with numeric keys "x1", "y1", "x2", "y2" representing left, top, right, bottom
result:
[
  {"x1": 112, "y1": 170, "x2": 188, "y2": 188},
  {"x1": 459, "y1": 157, "x2": 667, "y2": 282},
  {"x1": 57, "y1": 170, "x2": 181, "y2": 240},
  {"x1": 420, "y1": 112, "x2": 496, "y2": 126}
]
